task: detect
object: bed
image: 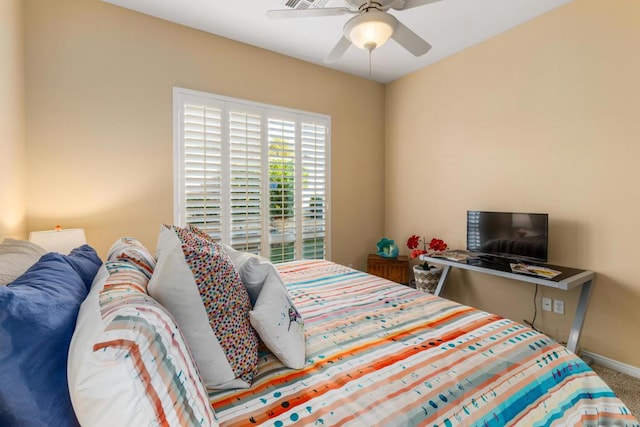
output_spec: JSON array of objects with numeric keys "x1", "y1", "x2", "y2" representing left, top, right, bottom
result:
[
  {"x1": 209, "y1": 259, "x2": 638, "y2": 427},
  {"x1": 3, "y1": 233, "x2": 636, "y2": 426}
]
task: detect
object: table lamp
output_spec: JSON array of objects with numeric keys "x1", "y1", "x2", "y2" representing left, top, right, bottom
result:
[{"x1": 29, "y1": 226, "x2": 87, "y2": 254}]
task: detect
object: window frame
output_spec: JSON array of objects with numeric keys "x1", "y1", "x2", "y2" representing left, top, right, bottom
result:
[{"x1": 172, "y1": 86, "x2": 331, "y2": 261}]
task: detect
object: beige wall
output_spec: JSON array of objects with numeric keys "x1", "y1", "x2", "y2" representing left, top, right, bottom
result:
[
  {"x1": 18, "y1": 0, "x2": 640, "y2": 367},
  {"x1": 386, "y1": 0, "x2": 640, "y2": 367},
  {"x1": 23, "y1": 0, "x2": 385, "y2": 270},
  {"x1": 0, "y1": 0, "x2": 27, "y2": 239}
]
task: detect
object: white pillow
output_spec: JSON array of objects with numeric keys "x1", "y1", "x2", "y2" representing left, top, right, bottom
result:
[
  {"x1": 220, "y1": 247, "x2": 306, "y2": 369},
  {"x1": 68, "y1": 241, "x2": 217, "y2": 427},
  {"x1": 234, "y1": 255, "x2": 272, "y2": 305},
  {"x1": 0, "y1": 238, "x2": 46, "y2": 285},
  {"x1": 221, "y1": 243, "x2": 255, "y2": 272},
  {"x1": 148, "y1": 225, "x2": 259, "y2": 390},
  {"x1": 249, "y1": 266, "x2": 306, "y2": 369}
]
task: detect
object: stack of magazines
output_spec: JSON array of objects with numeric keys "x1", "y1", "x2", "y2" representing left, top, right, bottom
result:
[{"x1": 510, "y1": 263, "x2": 561, "y2": 279}]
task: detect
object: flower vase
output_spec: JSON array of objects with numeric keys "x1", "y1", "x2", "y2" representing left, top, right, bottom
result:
[{"x1": 413, "y1": 265, "x2": 442, "y2": 294}]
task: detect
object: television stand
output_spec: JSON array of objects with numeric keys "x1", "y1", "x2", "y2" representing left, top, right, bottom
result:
[{"x1": 420, "y1": 254, "x2": 595, "y2": 355}]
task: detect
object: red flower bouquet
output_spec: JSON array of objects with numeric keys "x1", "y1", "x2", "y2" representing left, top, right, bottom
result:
[{"x1": 406, "y1": 235, "x2": 448, "y2": 269}]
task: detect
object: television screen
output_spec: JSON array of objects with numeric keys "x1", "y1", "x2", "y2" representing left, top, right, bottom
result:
[{"x1": 467, "y1": 211, "x2": 549, "y2": 263}]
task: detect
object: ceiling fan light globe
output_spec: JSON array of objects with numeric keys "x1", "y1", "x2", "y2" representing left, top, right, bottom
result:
[{"x1": 344, "y1": 10, "x2": 397, "y2": 50}]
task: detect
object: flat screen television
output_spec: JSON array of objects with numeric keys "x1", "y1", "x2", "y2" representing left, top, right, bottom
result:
[{"x1": 466, "y1": 211, "x2": 549, "y2": 263}]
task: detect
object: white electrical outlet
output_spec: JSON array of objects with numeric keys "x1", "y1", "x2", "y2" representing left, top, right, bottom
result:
[
  {"x1": 553, "y1": 299, "x2": 565, "y2": 315},
  {"x1": 542, "y1": 297, "x2": 552, "y2": 312}
]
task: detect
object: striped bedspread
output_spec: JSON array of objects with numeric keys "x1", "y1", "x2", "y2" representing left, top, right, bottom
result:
[{"x1": 210, "y1": 260, "x2": 638, "y2": 426}]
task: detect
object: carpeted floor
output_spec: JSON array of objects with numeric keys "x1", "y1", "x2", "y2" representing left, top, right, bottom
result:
[{"x1": 592, "y1": 363, "x2": 640, "y2": 417}]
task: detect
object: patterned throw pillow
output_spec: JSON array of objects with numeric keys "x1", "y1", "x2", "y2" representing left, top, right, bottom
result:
[
  {"x1": 68, "y1": 239, "x2": 217, "y2": 427},
  {"x1": 148, "y1": 224, "x2": 259, "y2": 390},
  {"x1": 107, "y1": 236, "x2": 156, "y2": 279}
]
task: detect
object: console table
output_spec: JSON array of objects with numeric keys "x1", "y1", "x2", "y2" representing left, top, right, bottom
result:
[{"x1": 420, "y1": 254, "x2": 595, "y2": 354}]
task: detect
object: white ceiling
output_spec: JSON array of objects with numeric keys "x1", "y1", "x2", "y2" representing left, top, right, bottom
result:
[{"x1": 102, "y1": 0, "x2": 572, "y2": 83}]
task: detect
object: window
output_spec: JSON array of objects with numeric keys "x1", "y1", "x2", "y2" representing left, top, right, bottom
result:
[{"x1": 173, "y1": 87, "x2": 330, "y2": 263}]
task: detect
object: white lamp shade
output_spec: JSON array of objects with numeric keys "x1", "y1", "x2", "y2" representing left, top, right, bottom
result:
[
  {"x1": 29, "y1": 228, "x2": 87, "y2": 254},
  {"x1": 344, "y1": 10, "x2": 397, "y2": 50}
]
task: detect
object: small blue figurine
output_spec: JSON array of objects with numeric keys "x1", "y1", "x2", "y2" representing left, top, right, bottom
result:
[{"x1": 376, "y1": 237, "x2": 399, "y2": 258}]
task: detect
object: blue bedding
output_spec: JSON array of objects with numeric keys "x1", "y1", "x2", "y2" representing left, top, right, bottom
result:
[{"x1": 0, "y1": 245, "x2": 102, "y2": 427}]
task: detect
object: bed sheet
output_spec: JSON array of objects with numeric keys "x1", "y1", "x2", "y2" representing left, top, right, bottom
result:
[{"x1": 209, "y1": 260, "x2": 638, "y2": 426}]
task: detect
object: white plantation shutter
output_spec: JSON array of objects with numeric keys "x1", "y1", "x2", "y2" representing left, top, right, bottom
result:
[
  {"x1": 268, "y1": 116, "x2": 297, "y2": 263},
  {"x1": 180, "y1": 102, "x2": 224, "y2": 240},
  {"x1": 301, "y1": 121, "x2": 327, "y2": 259},
  {"x1": 173, "y1": 87, "x2": 330, "y2": 262},
  {"x1": 229, "y1": 109, "x2": 263, "y2": 252}
]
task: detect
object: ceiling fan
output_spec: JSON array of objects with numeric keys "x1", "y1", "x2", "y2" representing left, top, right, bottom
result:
[{"x1": 266, "y1": 0, "x2": 444, "y2": 63}]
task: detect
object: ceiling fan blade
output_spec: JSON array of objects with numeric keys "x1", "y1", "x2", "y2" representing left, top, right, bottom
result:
[
  {"x1": 266, "y1": 7, "x2": 353, "y2": 19},
  {"x1": 392, "y1": 21, "x2": 431, "y2": 56},
  {"x1": 324, "y1": 36, "x2": 352, "y2": 63},
  {"x1": 390, "y1": 0, "x2": 444, "y2": 11}
]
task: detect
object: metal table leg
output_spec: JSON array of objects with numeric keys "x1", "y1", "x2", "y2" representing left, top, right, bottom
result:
[
  {"x1": 433, "y1": 265, "x2": 451, "y2": 296},
  {"x1": 566, "y1": 279, "x2": 593, "y2": 354}
]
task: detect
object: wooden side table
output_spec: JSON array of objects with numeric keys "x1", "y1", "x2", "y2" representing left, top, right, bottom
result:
[{"x1": 367, "y1": 254, "x2": 409, "y2": 284}]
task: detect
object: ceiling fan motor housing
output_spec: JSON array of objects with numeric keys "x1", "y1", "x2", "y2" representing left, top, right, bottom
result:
[{"x1": 346, "y1": 0, "x2": 397, "y2": 10}]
